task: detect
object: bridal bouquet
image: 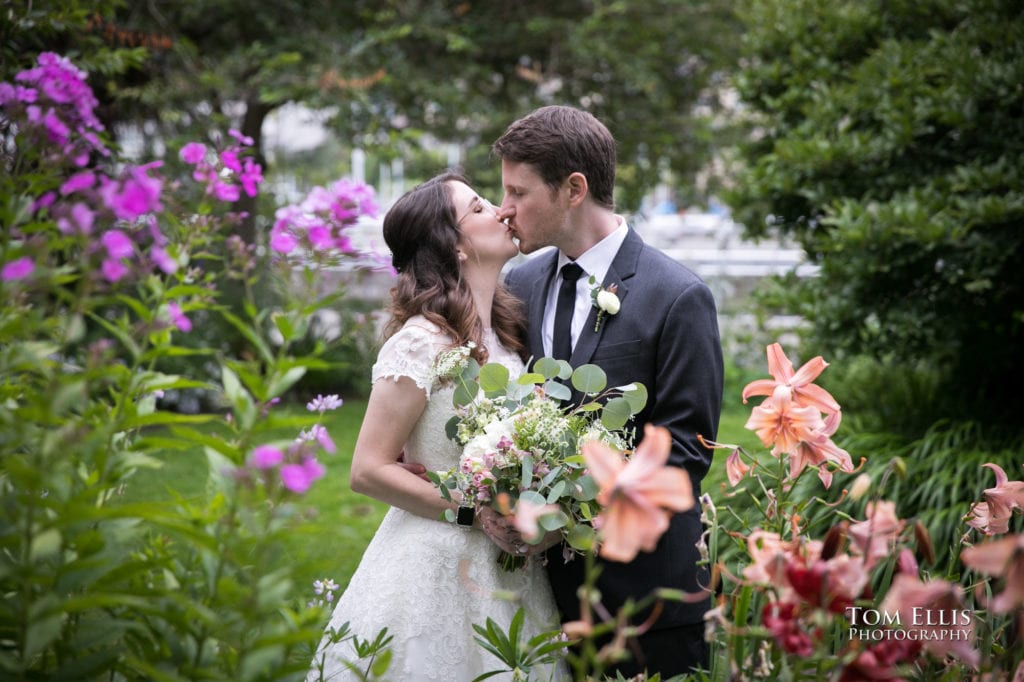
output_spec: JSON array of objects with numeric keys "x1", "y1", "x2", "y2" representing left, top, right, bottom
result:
[{"x1": 429, "y1": 353, "x2": 647, "y2": 570}]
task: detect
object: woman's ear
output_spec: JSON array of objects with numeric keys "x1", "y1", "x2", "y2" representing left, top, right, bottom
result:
[
  {"x1": 456, "y1": 249, "x2": 468, "y2": 263},
  {"x1": 565, "y1": 172, "x2": 589, "y2": 208}
]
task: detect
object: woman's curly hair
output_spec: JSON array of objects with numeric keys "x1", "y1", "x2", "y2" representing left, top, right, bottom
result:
[{"x1": 381, "y1": 172, "x2": 525, "y2": 363}]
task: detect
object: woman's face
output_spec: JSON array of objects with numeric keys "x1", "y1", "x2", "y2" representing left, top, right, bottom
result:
[{"x1": 450, "y1": 181, "x2": 519, "y2": 266}]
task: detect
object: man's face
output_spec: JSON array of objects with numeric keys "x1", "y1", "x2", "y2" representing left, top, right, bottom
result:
[{"x1": 498, "y1": 159, "x2": 568, "y2": 255}]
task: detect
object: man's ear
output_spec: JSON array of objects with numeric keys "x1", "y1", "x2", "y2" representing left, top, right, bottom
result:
[{"x1": 565, "y1": 172, "x2": 589, "y2": 207}]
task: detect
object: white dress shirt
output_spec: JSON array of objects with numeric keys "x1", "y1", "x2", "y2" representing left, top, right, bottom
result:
[{"x1": 542, "y1": 220, "x2": 629, "y2": 357}]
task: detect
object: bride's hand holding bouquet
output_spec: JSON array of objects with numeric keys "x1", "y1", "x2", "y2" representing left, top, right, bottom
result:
[{"x1": 429, "y1": 351, "x2": 648, "y2": 570}]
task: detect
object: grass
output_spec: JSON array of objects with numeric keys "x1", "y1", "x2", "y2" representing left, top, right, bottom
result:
[{"x1": 122, "y1": 393, "x2": 762, "y2": 603}]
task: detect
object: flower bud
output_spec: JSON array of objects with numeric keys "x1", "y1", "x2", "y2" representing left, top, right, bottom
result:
[{"x1": 848, "y1": 473, "x2": 871, "y2": 500}]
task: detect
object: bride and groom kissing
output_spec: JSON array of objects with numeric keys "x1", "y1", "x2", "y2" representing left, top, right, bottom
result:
[{"x1": 308, "y1": 105, "x2": 724, "y2": 681}]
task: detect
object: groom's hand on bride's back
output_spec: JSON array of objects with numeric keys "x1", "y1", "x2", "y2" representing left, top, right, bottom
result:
[{"x1": 396, "y1": 450, "x2": 428, "y2": 480}]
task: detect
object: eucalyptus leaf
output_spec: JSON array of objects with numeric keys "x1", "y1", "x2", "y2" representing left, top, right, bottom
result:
[
  {"x1": 542, "y1": 379, "x2": 571, "y2": 402},
  {"x1": 600, "y1": 397, "x2": 633, "y2": 430},
  {"x1": 479, "y1": 363, "x2": 510, "y2": 392},
  {"x1": 572, "y1": 364, "x2": 607, "y2": 394}
]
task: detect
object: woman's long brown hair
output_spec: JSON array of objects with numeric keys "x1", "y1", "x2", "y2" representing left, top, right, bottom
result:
[{"x1": 381, "y1": 172, "x2": 525, "y2": 363}]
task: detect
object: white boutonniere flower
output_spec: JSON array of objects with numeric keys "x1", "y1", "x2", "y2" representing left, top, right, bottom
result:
[{"x1": 589, "y1": 276, "x2": 620, "y2": 332}]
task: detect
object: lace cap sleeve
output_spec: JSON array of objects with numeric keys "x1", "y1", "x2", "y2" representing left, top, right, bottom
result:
[{"x1": 371, "y1": 318, "x2": 451, "y2": 398}]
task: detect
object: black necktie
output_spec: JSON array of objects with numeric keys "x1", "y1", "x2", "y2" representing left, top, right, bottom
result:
[{"x1": 553, "y1": 262, "x2": 584, "y2": 362}]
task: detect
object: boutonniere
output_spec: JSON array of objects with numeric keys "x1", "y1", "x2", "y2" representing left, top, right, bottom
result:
[{"x1": 589, "y1": 276, "x2": 620, "y2": 332}]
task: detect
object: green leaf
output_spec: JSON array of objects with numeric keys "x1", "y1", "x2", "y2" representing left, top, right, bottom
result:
[
  {"x1": 566, "y1": 523, "x2": 595, "y2": 551},
  {"x1": 453, "y1": 379, "x2": 479, "y2": 407},
  {"x1": 600, "y1": 397, "x2": 633, "y2": 430},
  {"x1": 533, "y1": 357, "x2": 563, "y2": 379},
  {"x1": 268, "y1": 366, "x2": 307, "y2": 398},
  {"x1": 516, "y1": 372, "x2": 545, "y2": 385},
  {"x1": 571, "y1": 364, "x2": 607, "y2": 394},
  {"x1": 479, "y1": 363, "x2": 510, "y2": 394},
  {"x1": 542, "y1": 379, "x2": 571, "y2": 402},
  {"x1": 620, "y1": 382, "x2": 648, "y2": 413}
]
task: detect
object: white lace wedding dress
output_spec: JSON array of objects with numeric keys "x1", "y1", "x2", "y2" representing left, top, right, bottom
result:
[{"x1": 308, "y1": 316, "x2": 564, "y2": 682}]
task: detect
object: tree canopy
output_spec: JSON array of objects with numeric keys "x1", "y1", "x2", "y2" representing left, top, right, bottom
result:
[
  {"x1": 3, "y1": 0, "x2": 740, "y2": 216},
  {"x1": 730, "y1": 0, "x2": 1024, "y2": 427}
]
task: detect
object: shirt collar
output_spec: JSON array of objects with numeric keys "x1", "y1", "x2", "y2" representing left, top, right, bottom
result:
[{"x1": 557, "y1": 218, "x2": 629, "y2": 285}]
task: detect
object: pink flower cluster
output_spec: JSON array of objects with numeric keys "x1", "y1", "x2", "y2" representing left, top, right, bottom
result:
[
  {"x1": 248, "y1": 444, "x2": 326, "y2": 495},
  {"x1": 961, "y1": 463, "x2": 1024, "y2": 615},
  {"x1": 0, "y1": 52, "x2": 109, "y2": 166},
  {"x1": 40, "y1": 162, "x2": 169, "y2": 284},
  {"x1": 178, "y1": 129, "x2": 263, "y2": 202},
  {"x1": 269, "y1": 178, "x2": 378, "y2": 256},
  {"x1": 740, "y1": 343, "x2": 855, "y2": 488}
]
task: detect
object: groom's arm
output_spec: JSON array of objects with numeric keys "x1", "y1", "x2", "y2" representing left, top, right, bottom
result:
[{"x1": 652, "y1": 279, "x2": 724, "y2": 486}]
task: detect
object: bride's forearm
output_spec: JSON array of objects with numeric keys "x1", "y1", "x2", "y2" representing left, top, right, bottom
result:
[{"x1": 350, "y1": 460, "x2": 458, "y2": 522}]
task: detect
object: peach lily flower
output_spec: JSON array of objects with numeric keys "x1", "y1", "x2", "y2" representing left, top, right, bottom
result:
[
  {"x1": 879, "y1": 573, "x2": 979, "y2": 667},
  {"x1": 742, "y1": 343, "x2": 841, "y2": 414},
  {"x1": 965, "y1": 463, "x2": 1024, "y2": 535},
  {"x1": 745, "y1": 385, "x2": 826, "y2": 456},
  {"x1": 960, "y1": 533, "x2": 1024, "y2": 614},
  {"x1": 725, "y1": 449, "x2": 750, "y2": 487},
  {"x1": 848, "y1": 501, "x2": 906, "y2": 570},
  {"x1": 789, "y1": 411, "x2": 855, "y2": 488},
  {"x1": 512, "y1": 498, "x2": 561, "y2": 542},
  {"x1": 582, "y1": 424, "x2": 694, "y2": 563}
]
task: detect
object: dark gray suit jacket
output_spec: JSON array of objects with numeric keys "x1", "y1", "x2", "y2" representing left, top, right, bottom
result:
[{"x1": 505, "y1": 227, "x2": 723, "y2": 629}]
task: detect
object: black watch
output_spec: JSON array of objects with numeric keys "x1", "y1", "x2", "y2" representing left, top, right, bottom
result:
[{"x1": 455, "y1": 505, "x2": 475, "y2": 527}]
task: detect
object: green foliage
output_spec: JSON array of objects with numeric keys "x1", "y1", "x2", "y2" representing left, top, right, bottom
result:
[
  {"x1": 730, "y1": 0, "x2": 1024, "y2": 426},
  {"x1": 0, "y1": 52, "x2": 383, "y2": 679}
]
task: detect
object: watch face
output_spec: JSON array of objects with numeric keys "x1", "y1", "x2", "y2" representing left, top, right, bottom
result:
[{"x1": 456, "y1": 506, "x2": 475, "y2": 526}]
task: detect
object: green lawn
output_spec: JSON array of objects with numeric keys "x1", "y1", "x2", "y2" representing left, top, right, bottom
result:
[{"x1": 123, "y1": 394, "x2": 761, "y2": 603}]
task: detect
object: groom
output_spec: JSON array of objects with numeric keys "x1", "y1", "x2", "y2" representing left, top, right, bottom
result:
[{"x1": 494, "y1": 105, "x2": 724, "y2": 677}]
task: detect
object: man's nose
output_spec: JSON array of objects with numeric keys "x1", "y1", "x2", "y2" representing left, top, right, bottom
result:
[{"x1": 496, "y1": 204, "x2": 515, "y2": 221}]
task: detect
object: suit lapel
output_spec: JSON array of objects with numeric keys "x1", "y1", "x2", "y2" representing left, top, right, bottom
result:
[{"x1": 570, "y1": 229, "x2": 642, "y2": 367}]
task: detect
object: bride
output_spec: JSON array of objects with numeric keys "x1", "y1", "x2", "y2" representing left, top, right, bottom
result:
[{"x1": 307, "y1": 173, "x2": 563, "y2": 681}]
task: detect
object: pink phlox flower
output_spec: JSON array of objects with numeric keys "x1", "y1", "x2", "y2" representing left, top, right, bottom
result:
[
  {"x1": 228, "y1": 128, "x2": 254, "y2": 146},
  {"x1": 307, "y1": 224, "x2": 332, "y2": 249},
  {"x1": 101, "y1": 258, "x2": 128, "y2": 282},
  {"x1": 151, "y1": 245, "x2": 178, "y2": 274},
  {"x1": 280, "y1": 456, "x2": 326, "y2": 494},
  {"x1": 99, "y1": 165, "x2": 163, "y2": 221},
  {"x1": 239, "y1": 158, "x2": 262, "y2": 197},
  {"x1": 211, "y1": 180, "x2": 240, "y2": 202},
  {"x1": 2, "y1": 256, "x2": 35, "y2": 282},
  {"x1": 179, "y1": 142, "x2": 207, "y2": 164},
  {"x1": 250, "y1": 444, "x2": 284, "y2": 470},
  {"x1": 166, "y1": 301, "x2": 192, "y2": 332},
  {"x1": 513, "y1": 498, "x2": 561, "y2": 542},
  {"x1": 848, "y1": 500, "x2": 906, "y2": 570},
  {"x1": 269, "y1": 228, "x2": 299, "y2": 255},
  {"x1": 57, "y1": 202, "x2": 94, "y2": 235},
  {"x1": 583, "y1": 424, "x2": 695, "y2": 563},
  {"x1": 42, "y1": 108, "x2": 69, "y2": 144},
  {"x1": 743, "y1": 342, "x2": 840, "y2": 415},
  {"x1": 879, "y1": 572, "x2": 979, "y2": 667},
  {"x1": 297, "y1": 424, "x2": 336, "y2": 454},
  {"x1": 960, "y1": 533, "x2": 1024, "y2": 614},
  {"x1": 306, "y1": 394, "x2": 344, "y2": 413},
  {"x1": 60, "y1": 170, "x2": 96, "y2": 195},
  {"x1": 219, "y1": 148, "x2": 242, "y2": 173},
  {"x1": 101, "y1": 230, "x2": 134, "y2": 259}
]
